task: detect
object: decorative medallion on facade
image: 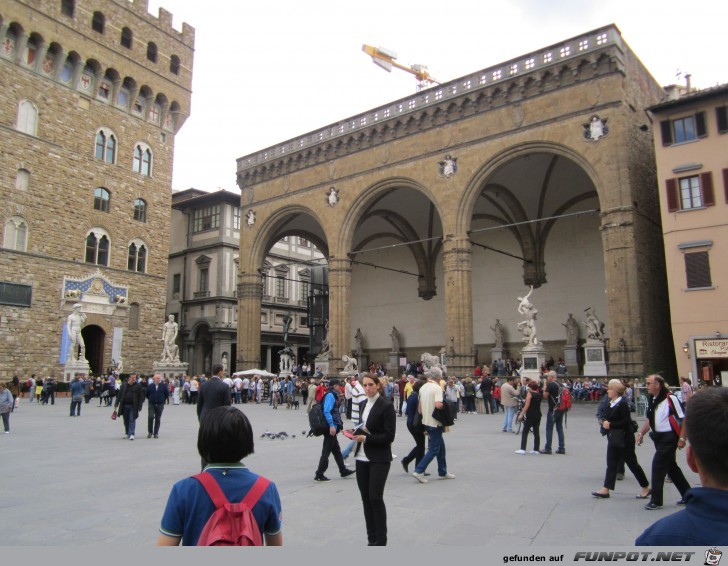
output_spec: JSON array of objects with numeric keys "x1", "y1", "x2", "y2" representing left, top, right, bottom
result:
[
  {"x1": 583, "y1": 115, "x2": 608, "y2": 142},
  {"x1": 246, "y1": 209, "x2": 256, "y2": 227},
  {"x1": 326, "y1": 187, "x2": 339, "y2": 207},
  {"x1": 62, "y1": 270, "x2": 129, "y2": 315},
  {"x1": 439, "y1": 155, "x2": 458, "y2": 178}
]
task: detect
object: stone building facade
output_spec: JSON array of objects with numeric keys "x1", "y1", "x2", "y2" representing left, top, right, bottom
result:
[
  {"x1": 0, "y1": 0, "x2": 194, "y2": 379},
  {"x1": 168, "y1": 188, "x2": 324, "y2": 377},
  {"x1": 235, "y1": 25, "x2": 675, "y2": 379}
]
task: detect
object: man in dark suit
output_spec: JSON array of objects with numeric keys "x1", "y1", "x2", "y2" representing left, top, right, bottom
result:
[
  {"x1": 196, "y1": 364, "x2": 231, "y2": 424},
  {"x1": 114, "y1": 373, "x2": 145, "y2": 440}
]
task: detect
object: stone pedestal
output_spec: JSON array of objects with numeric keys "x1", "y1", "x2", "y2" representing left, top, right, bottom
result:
[
  {"x1": 583, "y1": 340, "x2": 607, "y2": 377},
  {"x1": 388, "y1": 352, "x2": 403, "y2": 375},
  {"x1": 63, "y1": 359, "x2": 91, "y2": 382},
  {"x1": 152, "y1": 360, "x2": 189, "y2": 381},
  {"x1": 563, "y1": 345, "x2": 579, "y2": 376},
  {"x1": 339, "y1": 370, "x2": 357, "y2": 380},
  {"x1": 278, "y1": 351, "x2": 293, "y2": 376},
  {"x1": 314, "y1": 356, "x2": 330, "y2": 377},
  {"x1": 490, "y1": 347, "x2": 505, "y2": 366},
  {"x1": 358, "y1": 354, "x2": 369, "y2": 373},
  {"x1": 520, "y1": 345, "x2": 547, "y2": 382}
]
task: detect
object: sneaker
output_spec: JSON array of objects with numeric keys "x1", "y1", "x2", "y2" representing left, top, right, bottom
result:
[
  {"x1": 530, "y1": 450, "x2": 540, "y2": 454},
  {"x1": 154, "y1": 434, "x2": 159, "y2": 439},
  {"x1": 676, "y1": 499, "x2": 687, "y2": 506},
  {"x1": 412, "y1": 472, "x2": 428, "y2": 484},
  {"x1": 147, "y1": 434, "x2": 152, "y2": 439},
  {"x1": 129, "y1": 435, "x2": 135, "y2": 441},
  {"x1": 314, "y1": 475, "x2": 331, "y2": 482},
  {"x1": 515, "y1": 449, "x2": 526, "y2": 455},
  {"x1": 616, "y1": 473, "x2": 624, "y2": 481},
  {"x1": 401, "y1": 459, "x2": 409, "y2": 473},
  {"x1": 539, "y1": 449, "x2": 552, "y2": 454},
  {"x1": 4, "y1": 431, "x2": 9, "y2": 434},
  {"x1": 556, "y1": 448, "x2": 566, "y2": 455},
  {"x1": 644, "y1": 503, "x2": 662, "y2": 510},
  {"x1": 438, "y1": 473, "x2": 456, "y2": 480},
  {"x1": 340, "y1": 469, "x2": 356, "y2": 478}
]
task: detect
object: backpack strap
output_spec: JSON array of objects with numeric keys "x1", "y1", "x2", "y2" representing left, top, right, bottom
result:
[
  {"x1": 193, "y1": 472, "x2": 270, "y2": 510},
  {"x1": 241, "y1": 476, "x2": 270, "y2": 509}
]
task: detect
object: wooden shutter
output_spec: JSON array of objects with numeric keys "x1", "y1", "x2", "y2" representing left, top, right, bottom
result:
[
  {"x1": 685, "y1": 252, "x2": 712, "y2": 289},
  {"x1": 723, "y1": 168, "x2": 728, "y2": 204},
  {"x1": 701, "y1": 172, "x2": 715, "y2": 206},
  {"x1": 695, "y1": 111, "x2": 707, "y2": 138},
  {"x1": 717, "y1": 106, "x2": 728, "y2": 134},
  {"x1": 660, "y1": 120, "x2": 673, "y2": 146},
  {"x1": 665, "y1": 178, "x2": 679, "y2": 212}
]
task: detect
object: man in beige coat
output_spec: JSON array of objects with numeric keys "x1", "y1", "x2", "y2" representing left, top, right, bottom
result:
[{"x1": 500, "y1": 375, "x2": 520, "y2": 433}]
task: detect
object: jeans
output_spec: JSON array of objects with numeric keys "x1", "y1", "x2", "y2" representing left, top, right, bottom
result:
[
  {"x1": 341, "y1": 439, "x2": 357, "y2": 459},
  {"x1": 122, "y1": 405, "x2": 137, "y2": 436},
  {"x1": 414, "y1": 425, "x2": 447, "y2": 476},
  {"x1": 502, "y1": 406, "x2": 516, "y2": 432},
  {"x1": 544, "y1": 410, "x2": 565, "y2": 451},
  {"x1": 356, "y1": 460, "x2": 390, "y2": 546},
  {"x1": 1, "y1": 412, "x2": 9, "y2": 432},
  {"x1": 70, "y1": 399, "x2": 81, "y2": 416},
  {"x1": 148, "y1": 403, "x2": 164, "y2": 435}
]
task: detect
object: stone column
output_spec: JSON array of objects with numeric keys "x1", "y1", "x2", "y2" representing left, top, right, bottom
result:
[
  {"x1": 442, "y1": 236, "x2": 474, "y2": 376},
  {"x1": 327, "y1": 257, "x2": 352, "y2": 375},
  {"x1": 236, "y1": 275, "x2": 262, "y2": 369}
]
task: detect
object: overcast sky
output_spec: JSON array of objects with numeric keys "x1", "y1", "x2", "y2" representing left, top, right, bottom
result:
[{"x1": 148, "y1": 0, "x2": 727, "y2": 193}]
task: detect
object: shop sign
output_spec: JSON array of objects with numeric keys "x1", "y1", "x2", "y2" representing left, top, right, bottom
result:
[{"x1": 695, "y1": 339, "x2": 728, "y2": 358}]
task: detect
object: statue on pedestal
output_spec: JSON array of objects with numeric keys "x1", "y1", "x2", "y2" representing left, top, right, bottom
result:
[
  {"x1": 161, "y1": 314, "x2": 180, "y2": 362},
  {"x1": 490, "y1": 319, "x2": 505, "y2": 349},
  {"x1": 66, "y1": 303, "x2": 87, "y2": 362},
  {"x1": 516, "y1": 286, "x2": 539, "y2": 347},
  {"x1": 562, "y1": 313, "x2": 579, "y2": 346},
  {"x1": 342, "y1": 354, "x2": 359, "y2": 373},
  {"x1": 354, "y1": 328, "x2": 364, "y2": 357},
  {"x1": 390, "y1": 326, "x2": 401, "y2": 353},
  {"x1": 221, "y1": 353, "x2": 228, "y2": 375},
  {"x1": 282, "y1": 313, "x2": 292, "y2": 345},
  {"x1": 583, "y1": 307, "x2": 605, "y2": 341}
]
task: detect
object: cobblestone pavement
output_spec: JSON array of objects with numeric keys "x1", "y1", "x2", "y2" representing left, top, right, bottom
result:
[{"x1": 1, "y1": 395, "x2": 699, "y2": 547}]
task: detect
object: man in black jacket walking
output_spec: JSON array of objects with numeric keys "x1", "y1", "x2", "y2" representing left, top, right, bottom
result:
[
  {"x1": 146, "y1": 373, "x2": 169, "y2": 438},
  {"x1": 114, "y1": 374, "x2": 145, "y2": 440},
  {"x1": 197, "y1": 364, "x2": 231, "y2": 424}
]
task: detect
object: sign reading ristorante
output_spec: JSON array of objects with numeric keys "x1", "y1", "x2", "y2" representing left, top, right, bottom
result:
[{"x1": 695, "y1": 339, "x2": 728, "y2": 358}]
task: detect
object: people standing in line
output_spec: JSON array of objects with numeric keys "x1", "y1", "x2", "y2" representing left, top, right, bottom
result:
[
  {"x1": 636, "y1": 387, "x2": 728, "y2": 545},
  {"x1": 591, "y1": 379, "x2": 650, "y2": 500},
  {"x1": 146, "y1": 373, "x2": 169, "y2": 439},
  {"x1": 541, "y1": 371, "x2": 566, "y2": 454},
  {"x1": 412, "y1": 366, "x2": 455, "y2": 483},
  {"x1": 157, "y1": 406, "x2": 283, "y2": 546},
  {"x1": 516, "y1": 380, "x2": 542, "y2": 454},
  {"x1": 0, "y1": 383, "x2": 14, "y2": 433},
  {"x1": 401, "y1": 380, "x2": 426, "y2": 473},
  {"x1": 313, "y1": 378, "x2": 356, "y2": 482},
  {"x1": 69, "y1": 375, "x2": 85, "y2": 417},
  {"x1": 350, "y1": 374, "x2": 396, "y2": 546},
  {"x1": 114, "y1": 373, "x2": 145, "y2": 440},
  {"x1": 636, "y1": 375, "x2": 691, "y2": 511},
  {"x1": 500, "y1": 376, "x2": 519, "y2": 433}
]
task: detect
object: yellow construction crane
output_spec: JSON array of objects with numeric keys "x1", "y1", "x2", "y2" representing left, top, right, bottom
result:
[{"x1": 362, "y1": 44, "x2": 440, "y2": 92}]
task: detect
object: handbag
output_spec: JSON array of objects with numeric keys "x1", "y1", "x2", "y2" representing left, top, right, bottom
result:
[
  {"x1": 608, "y1": 428, "x2": 626, "y2": 449},
  {"x1": 412, "y1": 410, "x2": 423, "y2": 430},
  {"x1": 111, "y1": 410, "x2": 117, "y2": 420}
]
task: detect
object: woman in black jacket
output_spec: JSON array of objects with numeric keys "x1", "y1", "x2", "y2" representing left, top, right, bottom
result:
[
  {"x1": 592, "y1": 379, "x2": 650, "y2": 499},
  {"x1": 351, "y1": 373, "x2": 396, "y2": 546},
  {"x1": 401, "y1": 380, "x2": 425, "y2": 472}
]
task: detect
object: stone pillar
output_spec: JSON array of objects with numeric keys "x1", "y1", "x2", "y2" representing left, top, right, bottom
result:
[
  {"x1": 327, "y1": 257, "x2": 351, "y2": 375},
  {"x1": 442, "y1": 237, "x2": 474, "y2": 376},
  {"x1": 600, "y1": 208, "x2": 643, "y2": 376},
  {"x1": 236, "y1": 275, "x2": 262, "y2": 369}
]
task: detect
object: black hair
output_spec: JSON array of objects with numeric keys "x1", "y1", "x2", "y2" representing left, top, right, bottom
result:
[
  {"x1": 197, "y1": 406, "x2": 254, "y2": 463},
  {"x1": 413, "y1": 379, "x2": 426, "y2": 393},
  {"x1": 685, "y1": 387, "x2": 728, "y2": 486},
  {"x1": 212, "y1": 363, "x2": 224, "y2": 376}
]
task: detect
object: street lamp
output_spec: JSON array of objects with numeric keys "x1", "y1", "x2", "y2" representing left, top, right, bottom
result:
[{"x1": 682, "y1": 342, "x2": 690, "y2": 358}]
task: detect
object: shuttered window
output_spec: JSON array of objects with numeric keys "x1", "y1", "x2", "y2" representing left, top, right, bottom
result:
[
  {"x1": 717, "y1": 106, "x2": 728, "y2": 134},
  {"x1": 666, "y1": 172, "x2": 714, "y2": 211},
  {"x1": 660, "y1": 112, "x2": 707, "y2": 146},
  {"x1": 685, "y1": 252, "x2": 712, "y2": 289}
]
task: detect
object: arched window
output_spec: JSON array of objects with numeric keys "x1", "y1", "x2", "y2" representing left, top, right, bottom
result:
[
  {"x1": 129, "y1": 302, "x2": 140, "y2": 330},
  {"x1": 133, "y1": 198, "x2": 147, "y2": 222},
  {"x1": 3, "y1": 216, "x2": 28, "y2": 252},
  {"x1": 146, "y1": 42, "x2": 157, "y2": 63},
  {"x1": 24, "y1": 36, "x2": 39, "y2": 67},
  {"x1": 170, "y1": 55, "x2": 180, "y2": 75},
  {"x1": 127, "y1": 241, "x2": 147, "y2": 273},
  {"x1": 121, "y1": 27, "x2": 133, "y2": 49},
  {"x1": 133, "y1": 144, "x2": 152, "y2": 176},
  {"x1": 16, "y1": 100, "x2": 38, "y2": 136},
  {"x1": 92, "y1": 11, "x2": 105, "y2": 34},
  {"x1": 85, "y1": 230, "x2": 109, "y2": 266},
  {"x1": 15, "y1": 169, "x2": 30, "y2": 191},
  {"x1": 94, "y1": 187, "x2": 110, "y2": 212},
  {"x1": 61, "y1": 0, "x2": 75, "y2": 17},
  {"x1": 94, "y1": 129, "x2": 116, "y2": 164}
]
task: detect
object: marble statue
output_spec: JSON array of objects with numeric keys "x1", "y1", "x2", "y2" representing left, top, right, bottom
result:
[
  {"x1": 319, "y1": 319, "x2": 330, "y2": 355},
  {"x1": 354, "y1": 327, "x2": 364, "y2": 356},
  {"x1": 516, "y1": 286, "x2": 538, "y2": 347},
  {"x1": 390, "y1": 326, "x2": 401, "y2": 352},
  {"x1": 116, "y1": 356, "x2": 124, "y2": 374},
  {"x1": 66, "y1": 303, "x2": 87, "y2": 362},
  {"x1": 282, "y1": 313, "x2": 292, "y2": 344},
  {"x1": 562, "y1": 313, "x2": 579, "y2": 346},
  {"x1": 221, "y1": 353, "x2": 228, "y2": 375},
  {"x1": 420, "y1": 352, "x2": 441, "y2": 369},
  {"x1": 342, "y1": 354, "x2": 358, "y2": 373},
  {"x1": 161, "y1": 314, "x2": 180, "y2": 362},
  {"x1": 490, "y1": 319, "x2": 505, "y2": 349},
  {"x1": 583, "y1": 307, "x2": 605, "y2": 341}
]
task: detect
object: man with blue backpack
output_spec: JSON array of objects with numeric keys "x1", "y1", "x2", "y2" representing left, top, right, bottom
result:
[{"x1": 313, "y1": 378, "x2": 356, "y2": 483}]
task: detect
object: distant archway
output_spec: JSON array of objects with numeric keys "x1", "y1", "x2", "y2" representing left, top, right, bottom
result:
[{"x1": 82, "y1": 324, "x2": 105, "y2": 374}]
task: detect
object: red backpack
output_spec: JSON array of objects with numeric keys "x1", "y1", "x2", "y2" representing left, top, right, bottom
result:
[
  {"x1": 556, "y1": 385, "x2": 572, "y2": 412},
  {"x1": 193, "y1": 472, "x2": 270, "y2": 546}
]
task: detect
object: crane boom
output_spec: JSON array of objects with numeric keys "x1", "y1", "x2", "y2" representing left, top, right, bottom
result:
[{"x1": 362, "y1": 44, "x2": 440, "y2": 91}]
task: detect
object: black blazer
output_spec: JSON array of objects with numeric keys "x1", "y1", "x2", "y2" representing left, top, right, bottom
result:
[
  {"x1": 604, "y1": 397, "x2": 634, "y2": 445},
  {"x1": 354, "y1": 396, "x2": 396, "y2": 462},
  {"x1": 197, "y1": 377, "x2": 232, "y2": 423}
]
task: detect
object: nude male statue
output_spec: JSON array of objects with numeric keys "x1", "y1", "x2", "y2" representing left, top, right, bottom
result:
[{"x1": 66, "y1": 303, "x2": 87, "y2": 362}]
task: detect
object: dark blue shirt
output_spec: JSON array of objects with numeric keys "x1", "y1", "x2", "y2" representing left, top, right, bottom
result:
[
  {"x1": 147, "y1": 382, "x2": 169, "y2": 404},
  {"x1": 635, "y1": 487, "x2": 728, "y2": 546}
]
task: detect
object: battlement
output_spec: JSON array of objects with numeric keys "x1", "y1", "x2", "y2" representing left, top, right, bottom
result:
[{"x1": 122, "y1": 0, "x2": 195, "y2": 48}]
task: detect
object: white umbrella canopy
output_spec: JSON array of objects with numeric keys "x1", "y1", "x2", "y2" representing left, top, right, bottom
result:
[{"x1": 232, "y1": 368, "x2": 277, "y2": 378}]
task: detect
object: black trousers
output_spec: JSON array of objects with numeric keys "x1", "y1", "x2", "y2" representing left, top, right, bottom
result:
[
  {"x1": 355, "y1": 460, "x2": 390, "y2": 546},
  {"x1": 148, "y1": 403, "x2": 164, "y2": 435},
  {"x1": 604, "y1": 439, "x2": 648, "y2": 490},
  {"x1": 520, "y1": 417, "x2": 541, "y2": 451},
  {"x1": 316, "y1": 433, "x2": 346, "y2": 476},
  {"x1": 402, "y1": 424, "x2": 425, "y2": 466},
  {"x1": 649, "y1": 431, "x2": 690, "y2": 506}
]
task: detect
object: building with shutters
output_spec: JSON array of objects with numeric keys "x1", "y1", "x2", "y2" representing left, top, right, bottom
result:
[{"x1": 648, "y1": 82, "x2": 728, "y2": 385}]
